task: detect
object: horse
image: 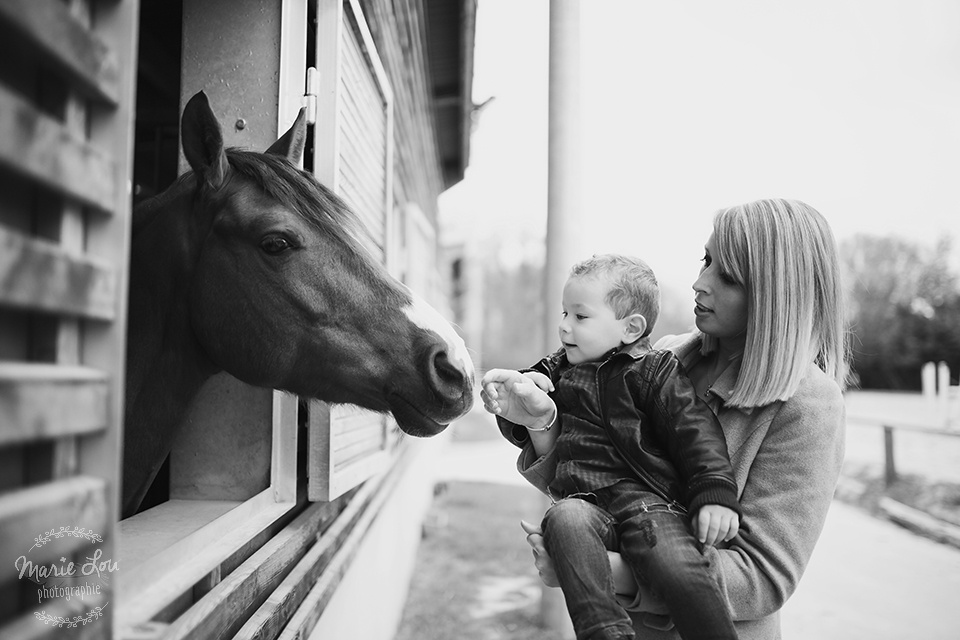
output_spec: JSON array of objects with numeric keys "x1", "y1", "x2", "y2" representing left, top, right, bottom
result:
[{"x1": 123, "y1": 91, "x2": 475, "y2": 517}]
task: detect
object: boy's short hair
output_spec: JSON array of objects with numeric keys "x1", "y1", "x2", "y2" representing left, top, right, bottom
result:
[{"x1": 569, "y1": 254, "x2": 660, "y2": 335}]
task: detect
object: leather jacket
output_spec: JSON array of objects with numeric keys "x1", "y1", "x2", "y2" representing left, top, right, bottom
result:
[{"x1": 499, "y1": 340, "x2": 741, "y2": 517}]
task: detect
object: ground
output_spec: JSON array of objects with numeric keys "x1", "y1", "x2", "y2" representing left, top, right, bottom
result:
[{"x1": 394, "y1": 481, "x2": 555, "y2": 640}]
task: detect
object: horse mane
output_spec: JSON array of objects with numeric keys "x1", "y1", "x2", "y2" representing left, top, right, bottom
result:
[
  {"x1": 225, "y1": 149, "x2": 406, "y2": 303},
  {"x1": 225, "y1": 149, "x2": 364, "y2": 244}
]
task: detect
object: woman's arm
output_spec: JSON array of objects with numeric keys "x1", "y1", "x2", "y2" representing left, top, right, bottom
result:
[
  {"x1": 701, "y1": 375, "x2": 846, "y2": 618},
  {"x1": 596, "y1": 369, "x2": 845, "y2": 620}
]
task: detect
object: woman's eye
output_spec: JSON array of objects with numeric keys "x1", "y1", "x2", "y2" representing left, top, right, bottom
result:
[
  {"x1": 260, "y1": 235, "x2": 292, "y2": 254},
  {"x1": 719, "y1": 271, "x2": 737, "y2": 285}
]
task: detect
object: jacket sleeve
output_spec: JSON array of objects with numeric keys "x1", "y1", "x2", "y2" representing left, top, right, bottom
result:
[
  {"x1": 640, "y1": 352, "x2": 741, "y2": 516},
  {"x1": 704, "y1": 373, "x2": 846, "y2": 620},
  {"x1": 495, "y1": 350, "x2": 566, "y2": 496}
]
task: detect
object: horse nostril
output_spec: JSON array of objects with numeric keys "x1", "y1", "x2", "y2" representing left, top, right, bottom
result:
[{"x1": 431, "y1": 349, "x2": 466, "y2": 397}]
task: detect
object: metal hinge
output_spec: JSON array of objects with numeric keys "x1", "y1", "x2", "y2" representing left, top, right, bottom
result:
[{"x1": 303, "y1": 67, "x2": 319, "y2": 124}]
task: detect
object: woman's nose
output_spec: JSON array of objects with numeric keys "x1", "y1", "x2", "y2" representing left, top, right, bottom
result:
[{"x1": 692, "y1": 272, "x2": 708, "y2": 294}]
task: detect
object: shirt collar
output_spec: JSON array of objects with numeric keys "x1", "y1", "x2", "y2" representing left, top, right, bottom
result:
[{"x1": 672, "y1": 333, "x2": 745, "y2": 408}]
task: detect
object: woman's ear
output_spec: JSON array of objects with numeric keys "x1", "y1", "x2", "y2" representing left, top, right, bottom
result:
[{"x1": 622, "y1": 314, "x2": 647, "y2": 343}]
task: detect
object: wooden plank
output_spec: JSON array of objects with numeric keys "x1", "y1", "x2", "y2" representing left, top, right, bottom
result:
[
  {"x1": 0, "y1": 86, "x2": 117, "y2": 213},
  {"x1": 0, "y1": 594, "x2": 110, "y2": 640},
  {"x1": 879, "y1": 496, "x2": 960, "y2": 550},
  {"x1": 158, "y1": 493, "x2": 356, "y2": 640},
  {"x1": 313, "y1": 0, "x2": 345, "y2": 191},
  {"x1": 117, "y1": 490, "x2": 295, "y2": 626},
  {"x1": 0, "y1": 476, "x2": 108, "y2": 569},
  {"x1": 335, "y1": 440, "x2": 383, "y2": 468},
  {"x1": 0, "y1": 364, "x2": 109, "y2": 447},
  {"x1": 0, "y1": 0, "x2": 119, "y2": 105},
  {"x1": 234, "y1": 455, "x2": 405, "y2": 640},
  {"x1": 276, "y1": 450, "x2": 408, "y2": 640},
  {"x1": 271, "y1": 390, "x2": 299, "y2": 503},
  {"x1": 0, "y1": 225, "x2": 116, "y2": 319},
  {"x1": 846, "y1": 414, "x2": 960, "y2": 437}
]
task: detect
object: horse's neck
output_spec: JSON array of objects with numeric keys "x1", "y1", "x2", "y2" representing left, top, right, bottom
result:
[{"x1": 125, "y1": 188, "x2": 218, "y2": 461}]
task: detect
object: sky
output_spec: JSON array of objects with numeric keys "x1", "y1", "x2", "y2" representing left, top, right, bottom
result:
[{"x1": 440, "y1": 0, "x2": 960, "y2": 324}]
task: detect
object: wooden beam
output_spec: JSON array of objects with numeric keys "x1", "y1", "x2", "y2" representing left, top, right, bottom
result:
[
  {"x1": 0, "y1": 476, "x2": 109, "y2": 569},
  {"x1": 0, "y1": 225, "x2": 117, "y2": 320},
  {"x1": 0, "y1": 86, "x2": 117, "y2": 213},
  {"x1": 0, "y1": 364, "x2": 109, "y2": 447},
  {"x1": 231, "y1": 464, "x2": 399, "y2": 640},
  {"x1": 141, "y1": 495, "x2": 353, "y2": 640},
  {"x1": 0, "y1": 0, "x2": 119, "y2": 105},
  {"x1": 0, "y1": 595, "x2": 110, "y2": 640},
  {"x1": 274, "y1": 452, "x2": 410, "y2": 640}
]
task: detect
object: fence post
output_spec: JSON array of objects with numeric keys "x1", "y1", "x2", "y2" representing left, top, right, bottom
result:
[
  {"x1": 883, "y1": 425, "x2": 897, "y2": 487},
  {"x1": 923, "y1": 362, "x2": 937, "y2": 407},
  {"x1": 938, "y1": 362, "x2": 951, "y2": 421}
]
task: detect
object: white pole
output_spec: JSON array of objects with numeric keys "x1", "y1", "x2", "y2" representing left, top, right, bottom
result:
[{"x1": 540, "y1": 1, "x2": 580, "y2": 637}]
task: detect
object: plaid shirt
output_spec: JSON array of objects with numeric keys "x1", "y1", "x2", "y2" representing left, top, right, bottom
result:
[{"x1": 549, "y1": 350, "x2": 638, "y2": 499}]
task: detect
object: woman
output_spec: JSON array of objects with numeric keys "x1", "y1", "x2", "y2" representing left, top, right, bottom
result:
[{"x1": 489, "y1": 198, "x2": 849, "y2": 639}]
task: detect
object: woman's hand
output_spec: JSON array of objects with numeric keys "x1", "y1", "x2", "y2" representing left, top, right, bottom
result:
[
  {"x1": 519, "y1": 520, "x2": 560, "y2": 587},
  {"x1": 519, "y1": 520, "x2": 642, "y2": 598},
  {"x1": 481, "y1": 369, "x2": 556, "y2": 430}
]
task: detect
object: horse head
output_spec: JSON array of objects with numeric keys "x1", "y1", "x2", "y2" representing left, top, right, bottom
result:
[{"x1": 124, "y1": 91, "x2": 474, "y2": 515}]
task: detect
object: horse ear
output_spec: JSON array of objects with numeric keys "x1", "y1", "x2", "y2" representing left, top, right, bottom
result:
[
  {"x1": 181, "y1": 91, "x2": 229, "y2": 189},
  {"x1": 266, "y1": 107, "x2": 308, "y2": 163}
]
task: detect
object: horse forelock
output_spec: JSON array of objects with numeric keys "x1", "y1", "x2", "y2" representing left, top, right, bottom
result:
[{"x1": 223, "y1": 149, "x2": 410, "y2": 307}]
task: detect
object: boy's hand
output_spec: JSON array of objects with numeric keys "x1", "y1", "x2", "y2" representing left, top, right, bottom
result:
[
  {"x1": 480, "y1": 369, "x2": 556, "y2": 430},
  {"x1": 693, "y1": 505, "x2": 739, "y2": 547},
  {"x1": 521, "y1": 371, "x2": 555, "y2": 393}
]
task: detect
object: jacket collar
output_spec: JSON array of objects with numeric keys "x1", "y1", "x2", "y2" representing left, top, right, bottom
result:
[{"x1": 617, "y1": 336, "x2": 653, "y2": 359}]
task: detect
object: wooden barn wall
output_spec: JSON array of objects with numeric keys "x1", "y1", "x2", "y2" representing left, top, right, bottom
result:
[{"x1": 359, "y1": 0, "x2": 446, "y2": 227}]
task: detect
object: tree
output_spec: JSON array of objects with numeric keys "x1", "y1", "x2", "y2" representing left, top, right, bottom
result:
[{"x1": 842, "y1": 234, "x2": 960, "y2": 390}]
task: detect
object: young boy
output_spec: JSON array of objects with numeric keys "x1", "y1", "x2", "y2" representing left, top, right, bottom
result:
[{"x1": 481, "y1": 254, "x2": 740, "y2": 640}]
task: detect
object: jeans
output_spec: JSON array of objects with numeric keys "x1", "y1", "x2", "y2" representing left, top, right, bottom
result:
[{"x1": 542, "y1": 481, "x2": 738, "y2": 640}]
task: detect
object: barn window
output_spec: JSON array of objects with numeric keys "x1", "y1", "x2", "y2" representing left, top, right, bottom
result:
[
  {"x1": 116, "y1": 0, "x2": 307, "y2": 629},
  {"x1": 116, "y1": 0, "x2": 406, "y2": 630}
]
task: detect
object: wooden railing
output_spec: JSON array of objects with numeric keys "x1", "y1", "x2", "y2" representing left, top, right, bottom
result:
[{"x1": 845, "y1": 415, "x2": 960, "y2": 487}]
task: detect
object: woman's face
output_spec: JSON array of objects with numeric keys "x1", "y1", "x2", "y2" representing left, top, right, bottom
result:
[{"x1": 692, "y1": 233, "x2": 748, "y2": 342}]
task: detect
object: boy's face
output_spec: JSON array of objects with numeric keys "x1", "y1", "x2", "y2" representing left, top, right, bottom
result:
[{"x1": 559, "y1": 275, "x2": 631, "y2": 365}]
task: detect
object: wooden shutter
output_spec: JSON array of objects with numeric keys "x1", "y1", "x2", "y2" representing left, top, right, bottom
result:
[
  {"x1": 0, "y1": 0, "x2": 137, "y2": 637},
  {"x1": 309, "y1": 0, "x2": 396, "y2": 502}
]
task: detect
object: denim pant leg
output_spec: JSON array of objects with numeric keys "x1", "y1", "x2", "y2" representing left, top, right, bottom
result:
[
  {"x1": 604, "y1": 486, "x2": 738, "y2": 640},
  {"x1": 542, "y1": 497, "x2": 636, "y2": 640}
]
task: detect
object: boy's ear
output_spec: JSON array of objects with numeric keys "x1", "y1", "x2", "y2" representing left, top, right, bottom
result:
[{"x1": 622, "y1": 314, "x2": 647, "y2": 343}]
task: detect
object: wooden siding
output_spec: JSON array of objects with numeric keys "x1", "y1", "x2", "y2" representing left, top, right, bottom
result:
[
  {"x1": 0, "y1": 1, "x2": 138, "y2": 638},
  {"x1": 360, "y1": 0, "x2": 446, "y2": 224}
]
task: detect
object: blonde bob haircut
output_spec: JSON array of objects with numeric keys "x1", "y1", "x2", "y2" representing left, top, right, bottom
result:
[{"x1": 701, "y1": 199, "x2": 851, "y2": 408}]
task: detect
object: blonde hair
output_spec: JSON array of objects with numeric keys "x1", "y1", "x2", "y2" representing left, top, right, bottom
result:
[
  {"x1": 570, "y1": 254, "x2": 660, "y2": 336},
  {"x1": 701, "y1": 199, "x2": 851, "y2": 407}
]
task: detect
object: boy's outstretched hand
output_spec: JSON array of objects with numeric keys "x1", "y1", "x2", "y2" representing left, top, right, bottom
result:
[
  {"x1": 480, "y1": 369, "x2": 555, "y2": 430},
  {"x1": 693, "y1": 504, "x2": 740, "y2": 547}
]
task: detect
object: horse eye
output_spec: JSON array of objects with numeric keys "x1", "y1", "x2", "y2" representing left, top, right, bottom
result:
[{"x1": 260, "y1": 235, "x2": 292, "y2": 255}]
